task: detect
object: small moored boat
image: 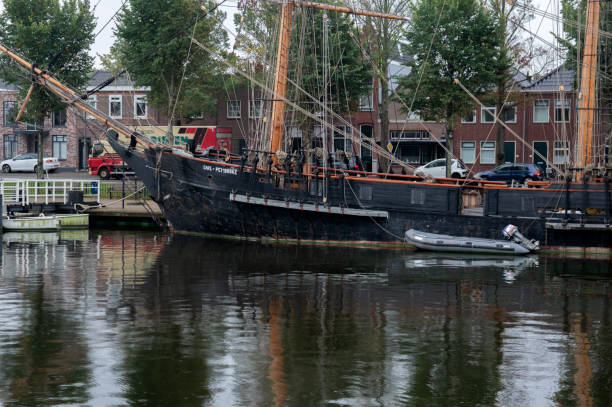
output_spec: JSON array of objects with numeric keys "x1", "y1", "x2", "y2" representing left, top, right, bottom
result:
[
  {"x1": 3, "y1": 215, "x2": 60, "y2": 232},
  {"x1": 405, "y1": 225, "x2": 539, "y2": 255},
  {"x1": 2, "y1": 213, "x2": 89, "y2": 232}
]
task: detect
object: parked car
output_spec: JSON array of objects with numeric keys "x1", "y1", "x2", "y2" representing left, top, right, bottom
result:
[
  {"x1": 1, "y1": 153, "x2": 60, "y2": 173},
  {"x1": 415, "y1": 158, "x2": 467, "y2": 178},
  {"x1": 475, "y1": 163, "x2": 544, "y2": 184}
]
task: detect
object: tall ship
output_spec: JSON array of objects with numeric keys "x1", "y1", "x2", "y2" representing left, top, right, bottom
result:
[{"x1": 0, "y1": 0, "x2": 610, "y2": 253}]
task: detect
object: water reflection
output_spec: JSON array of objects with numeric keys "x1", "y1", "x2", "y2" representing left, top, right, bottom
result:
[{"x1": 0, "y1": 232, "x2": 610, "y2": 406}]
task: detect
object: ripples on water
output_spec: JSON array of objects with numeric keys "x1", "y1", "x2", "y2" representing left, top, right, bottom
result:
[{"x1": 0, "y1": 230, "x2": 611, "y2": 406}]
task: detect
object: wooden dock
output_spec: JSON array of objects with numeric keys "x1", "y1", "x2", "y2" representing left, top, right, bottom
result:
[
  {"x1": 0, "y1": 178, "x2": 166, "y2": 229},
  {"x1": 87, "y1": 199, "x2": 166, "y2": 228}
]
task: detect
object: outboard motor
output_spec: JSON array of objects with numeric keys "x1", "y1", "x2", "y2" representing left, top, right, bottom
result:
[{"x1": 502, "y1": 224, "x2": 540, "y2": 251}]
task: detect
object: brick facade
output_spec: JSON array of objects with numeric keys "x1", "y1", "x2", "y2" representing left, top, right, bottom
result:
[
  {"x1": 1, "y1": 66, "x2": 584, "y2": 175},
  {"x1": 453, "y1": 67, "x2": 577, "y2": 174},
  {"x1": 0, "y1": 83, "x2": 80, "y2": 169}
]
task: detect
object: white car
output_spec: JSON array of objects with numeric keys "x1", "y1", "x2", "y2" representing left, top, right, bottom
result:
[
  {"x1": 1, "y1": 153, "x2": 60, "y2": 173},
  {"x1": 415, "y1": 158, "x2": 467, "y2": 178}
]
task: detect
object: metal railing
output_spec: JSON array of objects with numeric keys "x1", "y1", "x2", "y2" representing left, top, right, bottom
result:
[{"x1": 0, "y1": 179, "x2": 101, "y2": 205}]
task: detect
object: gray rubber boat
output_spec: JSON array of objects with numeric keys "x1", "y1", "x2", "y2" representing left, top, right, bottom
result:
[{"x1": 404, "y1": 229, "x2": 532, "y2": 254}]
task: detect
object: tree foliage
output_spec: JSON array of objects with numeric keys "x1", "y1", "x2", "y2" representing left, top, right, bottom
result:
[
  {"x1": 557, "y1": 0, "x2": 612, "y2": 93},
  {"x1": 288, "y1": 7, "x2": 371, "y2": 116},
  {"x1": 350, "y1": 0, "x2": 410, "y2": 170},
  {"x1": 399, "y1": 0, "x2": 501, "y2": 126},
  {"x1": 0, "y1": 0, "x2": 96, "y2": 122},
  {"x1": 234, "y1": 2, "x2": 371, "y2": 151},
  {"x1": 0, "y1": 0, "x2": 95, "y2": 177},
  {"x1": 114, "y1": 0, "x2": 228, "y2": 141}
]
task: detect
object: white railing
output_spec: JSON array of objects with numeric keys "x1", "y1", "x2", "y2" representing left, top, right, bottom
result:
[{"x1": 0, "y1": 179, "x2": 100, "y2": 205}]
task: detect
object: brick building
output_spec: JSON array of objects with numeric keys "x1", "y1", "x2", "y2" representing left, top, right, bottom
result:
[
  {"x1": 1, "y1": 65, "x2": 582, "y2": 175},
  {"x1": 1, "y1": 78, "x2": 80, "y2": 170},
  {"x1": 453, "y1": 67, "x2": 576, "y2": 174}
]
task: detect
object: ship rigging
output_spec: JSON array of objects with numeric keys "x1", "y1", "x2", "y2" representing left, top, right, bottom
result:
[{"x1": 0, "y1": 0, "x2": 610, "y2": 252}]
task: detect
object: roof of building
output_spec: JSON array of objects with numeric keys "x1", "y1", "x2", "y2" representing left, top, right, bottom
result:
[
  {"x1": 521, "y1": 65, "x2": 575, "y2": 92},
  {"x1": 88, "y1": 70, "x2": 137, "y2": 88},
  {"x1": 0, "y1": 78, "x2": 19, "y2": 91}
]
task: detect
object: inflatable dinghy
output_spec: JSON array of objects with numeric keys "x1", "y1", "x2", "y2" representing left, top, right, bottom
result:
[{"x1": 405, "y1": 227, "x2": 538, "y2": 254}]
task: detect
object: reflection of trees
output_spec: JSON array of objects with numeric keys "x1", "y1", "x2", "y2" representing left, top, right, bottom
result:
[
  {"x1": 6, "y1": 232, "x2": 612, "y2": 405},
  {"x1": 120, "y1": 322, "x2": 211, "y2": 406},
  {"x1": 397, "y1": 281, "x2": 504, "y2": 405},
  {"x1": 0, "y1": 279, "x2": 91, "y2": 405}
]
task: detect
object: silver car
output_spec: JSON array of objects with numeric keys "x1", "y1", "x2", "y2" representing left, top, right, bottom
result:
[{"x1": 1, "y1": 153, "x2": 60, "y2": 173}]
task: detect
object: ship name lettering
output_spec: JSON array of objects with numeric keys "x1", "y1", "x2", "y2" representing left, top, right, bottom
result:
[{"x1": 203, "y1": 164, "x2": 237, "y2": 175}]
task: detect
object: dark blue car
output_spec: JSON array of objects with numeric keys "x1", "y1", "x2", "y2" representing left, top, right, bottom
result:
[{"x1": 475, "y1": 163, "x2": 544, "y2": 184}]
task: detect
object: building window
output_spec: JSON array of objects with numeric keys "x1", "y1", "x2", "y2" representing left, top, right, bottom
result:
[
  {"x1": 134, "y1": 95, "x2": 147, "y2": 118},
  {"x1": 360, "y1": 94, "x2": 373, "y2": 111},
  {"x1": 554, "y1": 140, "x2": 570, "y2": 164},
  {"x1": 534, "y1": 99, "x2": 549, "y2": 123},
  {"x1": 86, "y1": 96, "x2": 97, "y2": 119},
  {"x1": 249, "y1": 100, "x2": 262, "y2": 118},
  {"x1": 461, "y1": 141, "x2": 475, "y2": 164},
  {"x1": 312, "y1": 125, "x2": 326, "y2": 148},
  {"x1": 333, "y1": 125, "x2": 352, "y2": 152},
  {"x1": 52, "y1": 135, "x2": 67, "y2": 160},
  {"x1": 3, "y1": 101, "x2": 17, "y2": 126},
  {"x1": 227, "y1": 100, "x2": 241, "y2": 118},
  {"x1": 503, "y1": 104, "x2": 517, "y2": 123},
  {"x1": 481, "y1": 106, "x2": 496, "y2": 123},
  {"x1": 480, "y1": 141, "x2": 495, "y2": 164},
  {"x1": 360, "y1": 79, "x2": 373, "y2": 111},
  {"x1": 3, "y1": 135, "x2": 18, "y2": 159},
  {"x1": 109, "y1": 95, "x2": 122, "y2": 118},
  {"x1": 389, "y1": 130, "x2": 429, "y2": 140},
  {"x1": 555, "y1": 100, "x2": 570, "y2": 123},
  {"x1": 52, "y1": 109, "x2": 67, "y2": 127},
  {"x1": 286, "y1": 125, "x2": 302, "y2": 152},
  {"x1": 407, "y1": 110, "x2": 421, "y2": 121},
  {"x1": 461, "y1": 110, "x2": 476, "y2": 124}
]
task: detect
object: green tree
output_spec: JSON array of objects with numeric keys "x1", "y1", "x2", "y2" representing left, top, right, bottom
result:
[
  {"x1": 399, "y1": 0, "x2": 501, "y2": 176},
  {"x1": 558, "y1": 0, "x2": 612, "y2": 163},
  {"x1": 489, "y1": 0, "x2": 521, "y2": 165},
  {"x1": 114, "y1": 0, "x2": 228, "y2": 145},
  {"x1": 352, "y1": 0, "x2": 410, "y2": 171},
  {"x1": 289, "y1": 6, "x2": 371, "y2": 152},
  {"x1": 233, "y1": 2, "x2": 371, "y2": 156},
  {"x1": 0, "y1": 0, "x2": 95, "y2": 177}
]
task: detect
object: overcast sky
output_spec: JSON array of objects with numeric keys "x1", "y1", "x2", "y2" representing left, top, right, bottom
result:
[
  {"x1": 90, "y1": 0, "x2": 239, "y2": 67},
  {"x1": 2, "y1": 0, "x2": 559, "y2": 70}
]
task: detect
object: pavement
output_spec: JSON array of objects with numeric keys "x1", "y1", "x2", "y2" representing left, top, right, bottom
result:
[{"x1": 0, "y1": 170, "x2": 119, "y2": 182}]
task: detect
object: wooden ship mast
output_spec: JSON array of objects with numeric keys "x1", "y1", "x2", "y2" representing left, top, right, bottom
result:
[
  {"x1": 267, "y1": 0, "x2": 407, "y2": 161},
  {"x1": 574, "y1": 0, "x2": 600, "y2": 179}
]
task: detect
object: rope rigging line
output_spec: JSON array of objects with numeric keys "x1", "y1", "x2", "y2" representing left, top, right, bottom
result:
[
  {"x1": 197, "y1": 16, "x2": 414, "y2": 171},
  {"x1": 454, "y1": 78, "x2": 565, "y2": 175},
  {"x1": 94, "y1": 0, "x2": 128, "y2": 39},
  {"x1": 81, "y1": 0, "x2": 229, "y2": 101},
  {"x1": 347, "y1": 0, "x2": 452, "y2": 164}
]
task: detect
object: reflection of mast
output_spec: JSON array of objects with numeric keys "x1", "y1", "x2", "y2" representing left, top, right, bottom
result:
[
  {"x1": 267, "y1": 1, "x2": 408, "y2": 161},
  {"x1": 575, "y1": 0, "x2": 600, "y2": 178},
  {"x1": 268, "y1": 297, "x2": 287, "y2": 407},
  {"x1": 572, "y1": 313, "x2": 593, "y2": 406}
]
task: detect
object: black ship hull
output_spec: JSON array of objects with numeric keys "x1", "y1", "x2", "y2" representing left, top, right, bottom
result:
[{"x1": 109, "y1": 136, "x2": 612, "y2": 253}]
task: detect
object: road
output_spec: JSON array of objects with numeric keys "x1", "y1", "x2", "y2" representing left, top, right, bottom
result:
[{"x1": 0, "y1": 170, "x2": 127, "y2": 182}]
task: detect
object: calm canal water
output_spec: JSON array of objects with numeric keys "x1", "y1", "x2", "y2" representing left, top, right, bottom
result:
[{"x1": 0, "y1": 230, "x2": 611, "y2": 406}]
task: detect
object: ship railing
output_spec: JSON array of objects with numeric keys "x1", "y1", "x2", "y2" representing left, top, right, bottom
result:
[
  {"x1": 0, "y1": 179, "x2": 100, "y2": 206},
  {"x1": 484, "y1": 177, "x2": 611, "y2": 225}
]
